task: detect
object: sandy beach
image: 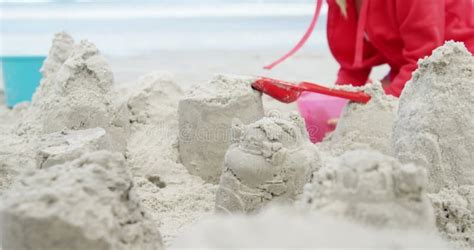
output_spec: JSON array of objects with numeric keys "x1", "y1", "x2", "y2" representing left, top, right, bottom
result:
[
  {"x1": 1, "y1": 33, "x2": 472, "y2": 249},
  {"x1": 1, "y1": 1, "x2": 473, "y2": 249}
]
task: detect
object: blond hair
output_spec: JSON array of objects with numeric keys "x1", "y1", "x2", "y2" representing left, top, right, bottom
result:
[{"x1": 336, "y1": 0, "x2": 348, "y2": 17}]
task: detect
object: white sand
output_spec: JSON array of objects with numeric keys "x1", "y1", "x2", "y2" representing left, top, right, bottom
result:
[
  {"x1": 393, "y1": 41, "x2": 474, "y2": 249},
  {"x1": 394, "y1": 41, "x2": 474, "y2": 192},
  {"x1": 215, "y1": 114, "x2": 318, "y2": 213},
  {"x1": 178, "y1": 74, "x2": 264, "y2": 183},
  {"x1": 320, "y1": 81, "x2": 399, "y2": 157},
  {"x1": 429, "y1": 186, "x2": 474, "y2": 250},
  {"x1": 171, "y1": 206, "x2": 451, "y2": 249},
  {"x1": 0, "y1": 34, "x2": 471, "y2": 250},
  {"x1": 124, "y1": 72, "x2": 217, "y2": 245},
  {"x1": 0, "y1": 33, "x2": 216, "y2": 247},
  {"x1": 1, "y1": 151, "x2": 163, "y2": 250},
  {"x1": 302, "y1": 149, "x2": 435, "y2": 229},
  {"x1": 20, "y1": 35, "x2": 130, "y2": 152}
]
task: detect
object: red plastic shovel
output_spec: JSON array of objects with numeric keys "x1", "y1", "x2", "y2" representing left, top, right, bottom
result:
[{"x1": 252, "y1": 77, "x2": 371, "y2": 104}]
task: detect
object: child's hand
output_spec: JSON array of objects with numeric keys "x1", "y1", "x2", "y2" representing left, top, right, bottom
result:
[
  {"x1": 367, "y1": 77, "x2": 390, "y2": 87},
  {"x1": 326, "y1": 118, "x2": 338, "y2": 137},
  {"x1": 381, "y1": 76, "x2": 391, "y2": 88},
  {"x1": 327, "y1": 118, "x2": 338, "y2": 126}
]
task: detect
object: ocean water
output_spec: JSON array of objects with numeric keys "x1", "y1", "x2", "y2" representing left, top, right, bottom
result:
[{"x1": 0, "y1": 0, "x2": 329, "y2": 56}]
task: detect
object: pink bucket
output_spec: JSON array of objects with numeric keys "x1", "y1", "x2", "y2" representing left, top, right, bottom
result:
[{"x1": 297, "y1": 92, "x2": 348, "y2": 143}]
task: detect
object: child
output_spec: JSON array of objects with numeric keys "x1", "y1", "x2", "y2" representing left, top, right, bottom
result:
[{"x1": 266, "y1": 0, "x2": 474, "y2": 97}]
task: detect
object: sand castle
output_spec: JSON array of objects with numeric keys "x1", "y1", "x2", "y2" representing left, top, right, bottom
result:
[
  {"x1": 392, "y1": 41, "x2": 474, "y2": 249},
  {"x1": 178, "y1": 74, "x2": 264, "y2": 183},
  {"x1": 320, "y1": 82, "x2": 398, "y2": 157},
  {"x1": 1, "y1": 33, "x2": 473, "y2": 249},
  {"x1": 393, "y1": 41, "x2": 474, "y2": 192},
  {"x1": 20, "y1": 34, "x2": 130, "y2": 153},
  {"x1": 302, "y1": 150, "x2": 435, "y2": 229},
  {"x1": 215, "y1": 114, "x2": 319, "y2": 213},
  {"x1": 1, "y1": 151, "x2": 163, "y2": 250}
]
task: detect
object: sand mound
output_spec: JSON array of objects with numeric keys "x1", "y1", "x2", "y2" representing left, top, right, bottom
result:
[
  {"x1": 125, "y1": 73, "x2": 217, "y2": 245},
  {"x1": 1, "y1": 127, "x2": 114, "y2": 195},
  {"x1": 215, "y1": 113, "x2": 319, "y2": 213},
  {"x1": 301, "y1": 150, "x2": 435, "y2": 229},
  {"x1": 128, "y1": 72, "x2": 183, "y2": 125},
  {"x1": 126, "y1": 72, "x2": 184, "y2": 173},
  {"x1": 320, "y1": 82, "x2": 398, "y2": 157},
  {"x1": 178, "y1": 74, "x2": 264, "y2": 183},
  {"x1": 1, "y1": 33, "x2": 129, "y2": 195},
  {"x1": 171, "y1": 206, "x2": 451, "y2": 249},
  {"x1": 0, "y1": 151, "x2": 163, "y2": 250},
  {"x1": 19, "y1": 34, "x2": 130, "y2": 152},
  {"x1": 1, "y1": 34, "x2": 472, "y2": 249},
  {"x1": 393, "y1": 41, "x2": 474, "y2": 192}
]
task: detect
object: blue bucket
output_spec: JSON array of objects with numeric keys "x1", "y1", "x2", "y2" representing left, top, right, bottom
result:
[{"x1": 1, "y1": 56, "x2": 46, "y2": 108}]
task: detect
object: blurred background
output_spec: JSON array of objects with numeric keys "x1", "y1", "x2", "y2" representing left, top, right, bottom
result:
[
  {"x1": 1, "y1": 0, "x2": 328, "y2": 55},
  {"x1": 0, "y1": 0, "x2": 348, "y2": 91}
]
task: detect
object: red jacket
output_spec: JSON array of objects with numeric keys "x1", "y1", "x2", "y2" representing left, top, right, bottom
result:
[
  {"x1": 266, "y1": 0, "x2": 474, "y2": 97},
  {"x1": 328, "y1": 0, "x2": 474, "y2": 96}
]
